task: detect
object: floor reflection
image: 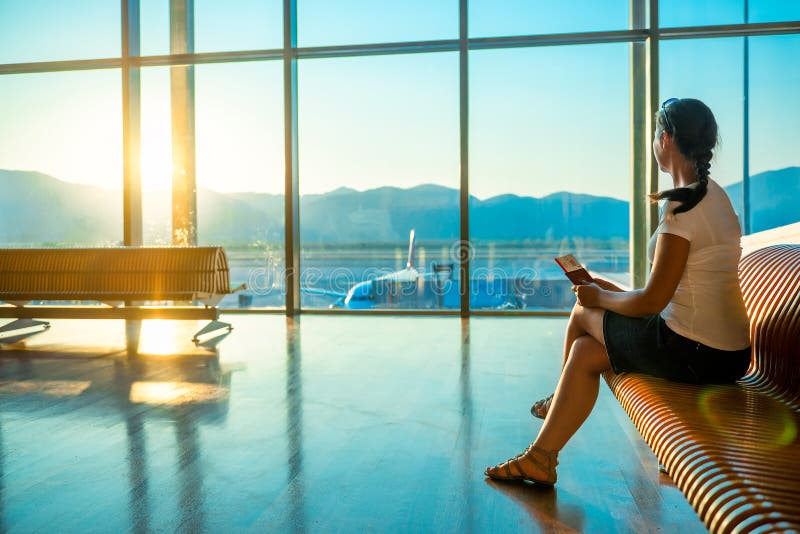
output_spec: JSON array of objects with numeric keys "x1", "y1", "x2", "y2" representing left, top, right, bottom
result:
[
  {"x1": 0, "y1": 319, "x2": 234, "y2": 532},
  {"x1": 124, "y1": 407, "x2": 150, "y2": 534},
  {"x1": 486, "y1": 481, "x2": 586, "y2": 533},
  {"x1": 0, "y1": 315, "x2": 705, "y2": 531},
  {"x1": 285, "y1": 317, "x2": 306, "y2": 533},
  {"x1": 459, "y1": 318, "x2": 476, "y2": 533}
]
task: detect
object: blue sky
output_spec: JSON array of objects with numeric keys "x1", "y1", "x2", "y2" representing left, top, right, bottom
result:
[{"x1": 0, "y1": 1, "x2": 797, "y2": 200}]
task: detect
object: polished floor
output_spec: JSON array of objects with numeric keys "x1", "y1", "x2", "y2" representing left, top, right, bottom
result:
[{"x1": 0, "y1": 315, "x2": 706, "y2": 533}]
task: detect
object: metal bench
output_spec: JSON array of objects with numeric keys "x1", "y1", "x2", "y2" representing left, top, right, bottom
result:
[
  {"x1": 0, "y1": 247, "x2": 239, "y2": 345},
  {"x1": 603, "y1": 244, "x2": 800, "y2": 533}
]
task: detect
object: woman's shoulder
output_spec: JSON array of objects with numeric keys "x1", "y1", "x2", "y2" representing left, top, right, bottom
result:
[{"x1": 705, "y1": 177, "x2": 737, "y2": 209}]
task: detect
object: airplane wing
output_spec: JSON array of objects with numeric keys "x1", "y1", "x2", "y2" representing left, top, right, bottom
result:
[{"x1": 300, "y1": 287, "x2": 347, "y2": 298}]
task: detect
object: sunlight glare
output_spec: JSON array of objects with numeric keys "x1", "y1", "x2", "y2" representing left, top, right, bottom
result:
[
  {"x1": 137, "y1": 319, "x2": 181, "y2": 355},
  {"x1": 129, "y1": 381, "x2": 229, "y2": 405}
]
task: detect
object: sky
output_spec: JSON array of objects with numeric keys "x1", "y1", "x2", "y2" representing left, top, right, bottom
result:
[{"x1": 0, "y1": 0, "x2": 798, "y2": 201}]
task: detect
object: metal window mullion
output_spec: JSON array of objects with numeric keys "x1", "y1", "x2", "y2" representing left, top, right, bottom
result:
[
  {"x1": 647, "y1": 0, "x2": 660, "y2": 240},
  {"x1": 459, "y1": 0, "x2": 470, "y2": 317},
  {"x1": 630, "y1": 0, "x2": 647, "y2": 289},
  {"x1": 4, "y1": 22, "x2": 800, "y2": 75},
  {"x1": 284, "y1": 0, "x2": 300, "y2": 316},
  {"x1": 122, "y1": 0, "x2": 142, "y2": 247},
  {"x1": 658, "y1": 20, "x2": 800, "y2": 40},
  {"x1": 169, "y1": 0, "x2": 197, "y2": 246},
  {"x1": 743, "y1": 3, "x2": 751, "y2": 234}
]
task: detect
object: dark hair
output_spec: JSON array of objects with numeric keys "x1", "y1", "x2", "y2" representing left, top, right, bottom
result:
[{"x1": 650, "y1": 98, "x2": 718, "y2": 215}]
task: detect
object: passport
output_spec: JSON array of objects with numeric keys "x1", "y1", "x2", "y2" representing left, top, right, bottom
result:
[{"x1": 554, "y1": 254, "x2": 594, "y2": 285}]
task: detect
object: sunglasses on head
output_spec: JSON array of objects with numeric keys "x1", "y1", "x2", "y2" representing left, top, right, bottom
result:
[{"x1": 661, "y1": 97, "x2": 679, "y2": 132}]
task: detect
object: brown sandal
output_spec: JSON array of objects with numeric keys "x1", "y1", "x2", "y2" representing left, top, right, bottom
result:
[
  {"x1": 530, "y1": 393, "x2": 554, "y2": 420},
  {"x1": 484, "y1": 444, "x2": 559, "y2": 487}
]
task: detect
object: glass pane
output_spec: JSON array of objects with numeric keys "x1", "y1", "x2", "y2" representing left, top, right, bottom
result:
[
  {"x1": 0, "y1": 70, "x2": 122, "y2": 246},
  {"x1": 470, "y1": 0, "x2": 632, "y2": 37},
  {"x1": 660, "y1": 0, "x2": 744, "y2": 27},
  {"x1": 0, "y1": 0, "x2": 119, "y2": 63},
  {"x1": 195, "y1": 0, "x2": 282, "y2": 52},
  {"x1": 660, "y1": 38, "x2": 744, "y2": 221},
  {"x1": 298, "y1": 0, "x2": 457, "y2": 47},
  {"x1": 470, "y1": 44, "x2": 631, "y2": 311},
  {"x1": 142, "y1": 1, "x2": 282, "y2": 56},
  {"x1": 299, "y1": 53, "x2": 459, "y2": 310},
  {"x1": 141, "y1": 63, "x2": 285, "y2": 309},
  {"x1": 141, "y1": 67, "x2": 173, "y2": 246},
  {"x1": 748, "y1": 34, "x2": 800, "y2": 233},
  {"x1": 748, "y1": 0, "x2": 800, "y2": 23},
  {"x1": 195, "y1": 61, "x2": 285, "y2": 309},
  {"x1": 141, "y1": 0, "x2": 170, "y2": 56}
]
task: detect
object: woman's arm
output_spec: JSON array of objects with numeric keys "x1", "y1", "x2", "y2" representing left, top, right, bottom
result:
[
  {"x1": 575, "y1": 233, "x2": 690, "y2": 317},
  {"x1": 591, "y1": 277, "x2": 625, "y2": 292}
]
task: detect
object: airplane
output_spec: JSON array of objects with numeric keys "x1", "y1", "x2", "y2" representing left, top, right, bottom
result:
[{"x1": 301, "y1": 229, "x2": 452, "y2": 309}]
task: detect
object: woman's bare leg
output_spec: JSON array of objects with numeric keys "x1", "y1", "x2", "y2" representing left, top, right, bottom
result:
[
  {"x1": 533, "y1": 303, "x2": 605, "y2": 418},
  {"x1": 562, "y1": 302, "x2": 605, "y2": 368},
  {"x1": 488, "y1": 306, "x2": 610, "y2": 480},
  {"x1": 535, "y1": 328, "x2": 611, "y2": 452}
]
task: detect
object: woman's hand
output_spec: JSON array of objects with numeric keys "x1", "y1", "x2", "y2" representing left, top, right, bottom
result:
[{"x1": 573, "y1": 283, "x2": 603, "y2": 308}]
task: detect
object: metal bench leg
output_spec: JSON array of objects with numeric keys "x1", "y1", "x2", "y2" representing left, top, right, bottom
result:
[
  {"x1": 125, "y1": 319, "x2": 142, "y2": 356},
  {"x1": 0, "y1": 319, "x2": 51, "y2": 345},
  {"x1": 192, "y1": 320, "x2": 233, "y2": 344}
]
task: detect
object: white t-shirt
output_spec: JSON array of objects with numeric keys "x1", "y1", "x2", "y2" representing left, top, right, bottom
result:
[{"x1": 646, "y1": 178, "x2": 751, "y2": 351}]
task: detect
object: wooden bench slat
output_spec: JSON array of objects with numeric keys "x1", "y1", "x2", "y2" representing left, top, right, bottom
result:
[{"x1": 603, "y1": 244, "x2": 800, "y2": 533}]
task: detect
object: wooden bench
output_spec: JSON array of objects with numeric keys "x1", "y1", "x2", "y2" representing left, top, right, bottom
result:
[
  {"x1": 604, "y1": 244, "x2": 800, "y2": 533},
  {"x1": 0, "y1": 247, "x2": 238, "y2": 345}
]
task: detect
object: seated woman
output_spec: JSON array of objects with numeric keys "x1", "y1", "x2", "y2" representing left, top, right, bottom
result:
[{"x1": 485, "y1": 98, "x2": 752, "y2": 486}]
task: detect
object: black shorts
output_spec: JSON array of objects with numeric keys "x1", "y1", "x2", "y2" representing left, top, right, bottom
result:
[{"x1": 602, "y1": 310, "x2": 751, "y2": 384}]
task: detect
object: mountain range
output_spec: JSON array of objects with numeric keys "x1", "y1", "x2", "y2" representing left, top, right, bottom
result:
[{"x1": 0, "y1": 167, "x2": 796, "y2": 245}]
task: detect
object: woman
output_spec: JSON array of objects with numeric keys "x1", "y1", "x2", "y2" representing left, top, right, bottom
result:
[{"x1": 485, "y1": 98, "x2": 752, "y2": 486}]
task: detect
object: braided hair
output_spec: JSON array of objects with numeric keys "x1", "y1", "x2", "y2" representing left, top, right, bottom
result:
[{"x1": 650, "y1": 98, "x2": 718, "y2": 215}]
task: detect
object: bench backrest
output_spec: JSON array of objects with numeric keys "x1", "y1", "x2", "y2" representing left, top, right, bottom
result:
[
  {"x1": 739, "y1": 244, "x2": 800, "y2": 404},
  {"x1": 0, "y1": 247, "x2": 231, "y2": 302}
]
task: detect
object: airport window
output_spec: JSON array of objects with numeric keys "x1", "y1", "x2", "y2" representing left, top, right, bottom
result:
[
  {"x1": 468, "y1": 0, "x2": 632, "y2": 37},
  {"x1": 0, "y1": 69, "x2": 122, "y2": 246},
  {"x1": 140, "y1": 66, "x2": 175, "y2": 247},
  {"x1": 0, "y1": 0, "x2": 797, "y2": 314},
  {"x1": 297, "y1": 53, "x2": 460, "y2": 310},
  {"x1": 195, "y1": 0, "x2": 283, "y2": 53},
  {"x1": 298, "y1": 0, "x2": 458, "y2": 47},
  {"x1": 0, "y1": 0, "x2": 119, "y2": 64},
  {"x1": 194, "y1": 61, "x2": 285, "y2": 309},
  {"x1": 660, "y1": 0, "x2": 745, "y2": 27},
  {"x1": 748, "y1": 1, "x2": 800, "y2": 24},
  {"x1": 747, "y1": 34, "x2": 800, "y2": 232},
  {"x1": 469, "y1": 44, "x2": 631, "y2": 311},
  {"x1": 140, "y1": 0, "x2": 171, "y2": 56}
]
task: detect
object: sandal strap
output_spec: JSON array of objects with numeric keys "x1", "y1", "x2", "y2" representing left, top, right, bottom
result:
[
  {"x1": 503, "y1": 460, "x2": 514, "y2": 479},
  {"x1": 526, "y1": 445, "x2": 559, "y2": 475}
]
